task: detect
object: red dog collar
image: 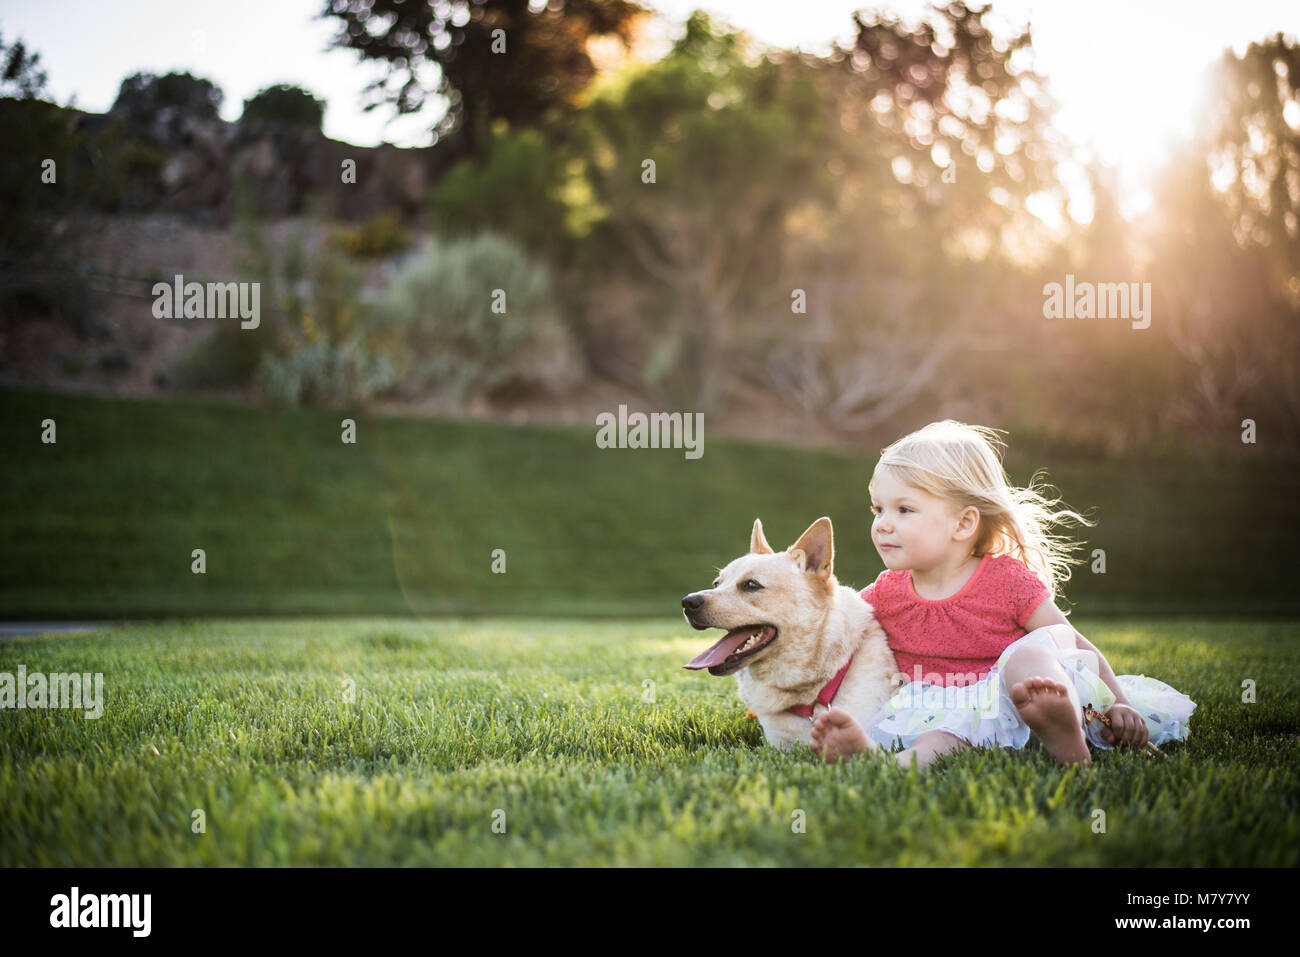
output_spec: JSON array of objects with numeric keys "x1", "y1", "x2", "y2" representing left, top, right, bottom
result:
[{"x1": 786, "y1": 655, "x2": 854, "y2": 719}]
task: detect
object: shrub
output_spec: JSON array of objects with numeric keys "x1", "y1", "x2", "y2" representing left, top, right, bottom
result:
[
  {"x1": 257, "y1": 337, "x2": 396, "y2": 407},
  {"x1": 382, "y1": 231, "x2": 581, "y2": 404},
  {"x1": 252, "y1": 230, "x2": 398, "y2": 407},
  {"x1": 161, "y1": 323, "x2": 259, "y2": 391},
  {"x1": 426, "y1": 127, "x2": 573, "y2": 260},
  {"x1": 161, "y1": 178, "x2": 399, "y2": 406},
  {"x1": 328, "y1": 210, "x2": 411, "y2": 259}
]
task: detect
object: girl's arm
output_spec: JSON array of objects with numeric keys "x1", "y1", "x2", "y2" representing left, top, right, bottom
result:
[{"x1": 1022, "y1": 600, "x2": 1132, "y2": 707}]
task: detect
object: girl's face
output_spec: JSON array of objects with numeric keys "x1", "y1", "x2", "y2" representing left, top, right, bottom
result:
[{"x1": 869, "y1": 468, "x2": 968, "y2": 571}]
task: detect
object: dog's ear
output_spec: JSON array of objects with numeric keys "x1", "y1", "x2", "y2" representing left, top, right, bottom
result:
[
  {"x1": 750, "y1": 518, "x2": 775, "y2": 555},
  {"x1": 788, "y1": 517, "x2": 834, "y2": 579}
]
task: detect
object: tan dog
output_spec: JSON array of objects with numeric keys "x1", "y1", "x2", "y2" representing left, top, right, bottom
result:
[{"x1": 682, "y1": 516, "x2": 899, "y2": 750}]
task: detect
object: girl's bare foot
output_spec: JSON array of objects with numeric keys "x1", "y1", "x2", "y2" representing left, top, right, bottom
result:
[
  {"x1": 810, "y1": 707, "x2": 879, "y2": 763},
  {"x1": 1010, "y1": 677, "x2": 1091, "y2": 766}
]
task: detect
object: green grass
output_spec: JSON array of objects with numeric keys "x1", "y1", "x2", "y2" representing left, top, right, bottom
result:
[
  {"x1": 2, "y1": 617, "x2": 1296, "y2": 866},
  {"x1": 2, "y1": 386, "x2": 1298, "y2": 618}
]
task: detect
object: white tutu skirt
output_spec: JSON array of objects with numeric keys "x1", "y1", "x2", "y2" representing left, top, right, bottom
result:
[{"x1": 864, "y1": 625, "x2": 1197, "y2": 752}]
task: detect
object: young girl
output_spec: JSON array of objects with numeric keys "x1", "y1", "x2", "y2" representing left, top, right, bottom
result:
[{"x1": 809, "y1": 420, "x2": 1196, "y2": 770}]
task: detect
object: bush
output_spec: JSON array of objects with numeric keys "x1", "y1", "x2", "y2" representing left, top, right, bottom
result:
[
  {"x1": 162, "y1": 323, "x2": 260, "y2": 390},
  {"x1": 426, "y1": 127, "x2": 573, "y2": 260},
  {"x1": 382, "y1": 231, "x2": 581, "y2": 404},
  {"x1": 328, "y1": 209, "x2": 411, "y2": 259},
  {"x1": 252, "y1": 229, "x2": 398, "y2": 407},
  {"x1": 162, "y1": 178, "x2": 400, "y2": 407},
  {"x1": 257, "y1": 338, "x2": 396, "y2": 407}
]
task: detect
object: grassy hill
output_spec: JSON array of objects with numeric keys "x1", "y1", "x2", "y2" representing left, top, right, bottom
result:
[{"x1": 1, "y1": 386, "x2": 1296, "y2": 618}]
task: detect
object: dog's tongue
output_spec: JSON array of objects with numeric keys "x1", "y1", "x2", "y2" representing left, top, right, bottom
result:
[{"x1": 684, "y1": 626, "x2": 758, "y2": 670}]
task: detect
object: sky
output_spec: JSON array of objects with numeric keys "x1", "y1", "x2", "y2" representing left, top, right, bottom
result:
[{"x1": 2, "y1": 0, "x2": 1297, "y2": 213}]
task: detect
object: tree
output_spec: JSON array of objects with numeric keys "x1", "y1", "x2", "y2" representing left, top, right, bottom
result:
[
  {"x1": 319, "y1": 0, "x2": 650, "y2": 160},
  {"x1": 1198, "y1": 33, "x2": 1300, "y2": 294},
  {"x1": 0, "y1": 30, "x2": 48, "y2": 99},
  {"x1": 573, "y1": 10, "x2": 838, "y2": 413},
  {"x1": 241, "y1": 84, "x2": 326, "y2": 131},
  {"x1": 0, "y1": 32, "x2": 67, "y2": 302},
  {"x1": 1146, "y1": 34, "x2": 1300, "y2": 445},
  {"x1": 112, "y1": 71, "x2": 223, "y2": 122},
  {"x1": 571, "y1": 3, "x2": 1060, "y2": 424},
  {"x1": 761, "y1": 1, "x2": 1065, "y2": 435},
  {"x1": 0, "y1": 35, "x2": 110, "y2": 331}
]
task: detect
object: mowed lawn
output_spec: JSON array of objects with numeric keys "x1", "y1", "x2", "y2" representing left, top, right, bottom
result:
[{"x1": 2, "y1": 616, "x2": 1296, "y2": 867}]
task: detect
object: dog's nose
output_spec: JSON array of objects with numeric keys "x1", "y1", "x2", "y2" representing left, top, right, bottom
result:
[{"x1": 682, "y1": 593, "x2": 705, "y2": 611}]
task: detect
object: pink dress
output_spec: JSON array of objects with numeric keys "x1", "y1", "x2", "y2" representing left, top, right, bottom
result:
[{"x1": 858, "y1": 554, "x2": 1198, "y2": 752}]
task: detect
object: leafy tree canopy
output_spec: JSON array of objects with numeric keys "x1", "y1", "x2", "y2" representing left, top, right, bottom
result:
[
  {"x1": 320, "y1": 0, "x2": 651, "y2": 158},
  {"x1": 241, "y1": 83, "x2": 327, "y2": 131}
]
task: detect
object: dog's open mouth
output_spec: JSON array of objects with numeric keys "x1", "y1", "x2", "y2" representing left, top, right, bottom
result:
[{"x1": 683, "y1": 624, "x2": 778, "y2": 676}]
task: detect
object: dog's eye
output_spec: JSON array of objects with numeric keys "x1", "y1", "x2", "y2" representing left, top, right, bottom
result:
[
  {"x1": 711, "y1": 579, "x2": 720, "y2": 588},
  {"x1": 742, "y1": 579, "x2": 763, "y2": 591}
]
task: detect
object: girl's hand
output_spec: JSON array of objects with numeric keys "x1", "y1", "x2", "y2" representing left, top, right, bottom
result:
[{"x1": 1103, "y1": 703, "x2": 1149, "y2": 749}]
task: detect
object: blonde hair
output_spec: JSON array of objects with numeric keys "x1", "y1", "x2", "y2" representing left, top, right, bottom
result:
[{"x1": 870, "y1": 420, "x2": 1094, "y2": 601}]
